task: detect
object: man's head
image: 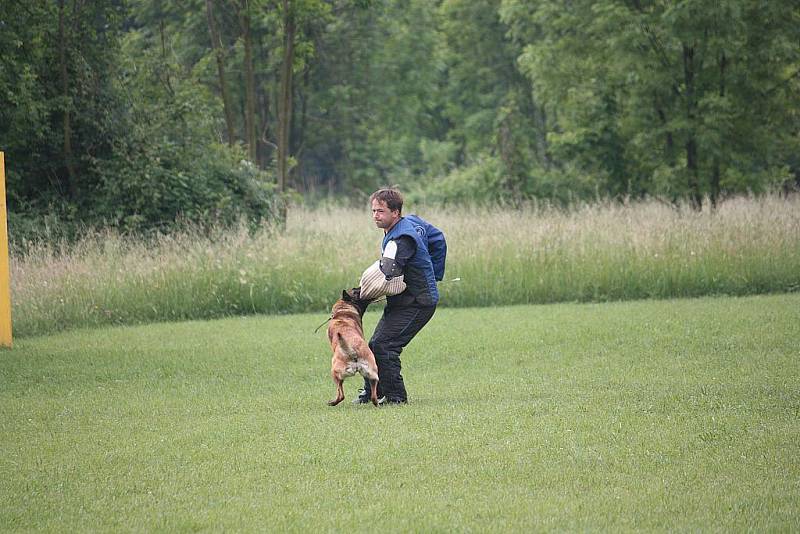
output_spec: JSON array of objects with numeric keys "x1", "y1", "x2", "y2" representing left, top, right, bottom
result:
[{"x1": 370, "y1": 188, "x2": 403, "y2": 231}]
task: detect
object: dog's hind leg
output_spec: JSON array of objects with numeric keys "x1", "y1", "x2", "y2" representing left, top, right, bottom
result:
[
  {"x1": 368, "y1": 378, "x2": 379, "y2": 406},
  {"x1": 328, "y1": 377, "x2": 345, "y2": 406},
  {"x1": 359, "y1": 363, "x2": 380, "y2": 407}
]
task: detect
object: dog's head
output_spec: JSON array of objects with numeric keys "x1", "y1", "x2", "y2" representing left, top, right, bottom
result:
[{"x1": 339, "y1": 287, "x2": 370, "y2": 317}]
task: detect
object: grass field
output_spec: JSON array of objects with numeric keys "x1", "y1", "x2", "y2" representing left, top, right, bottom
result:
[{"x1": 1, "y1": 294, "x2": 798, "y2": 531}]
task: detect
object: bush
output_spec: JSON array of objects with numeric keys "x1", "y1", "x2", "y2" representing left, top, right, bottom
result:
[
  {"x1": 416, "y1": 156, "x2": 505, "y2": 204},
  {"x1": 90, "y1": 35, "x2": 281, "y2": 234},
  {"x1": 95, "y1": 142, "x2": 278, "y2": 233}
]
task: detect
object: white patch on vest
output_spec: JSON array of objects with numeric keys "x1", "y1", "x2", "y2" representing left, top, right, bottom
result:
[{"x1": 384, "y1": 239, "x2": 398, "y2": 259}]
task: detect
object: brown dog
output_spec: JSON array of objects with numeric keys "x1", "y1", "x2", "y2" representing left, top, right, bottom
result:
[{"x1": 327, "y1": 288, "x2": 379, "y2": 406}]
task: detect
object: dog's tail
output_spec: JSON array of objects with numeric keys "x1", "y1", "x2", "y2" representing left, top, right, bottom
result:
[{"x1": 336, "y1": 333, "x2": 359, "y2": 360}]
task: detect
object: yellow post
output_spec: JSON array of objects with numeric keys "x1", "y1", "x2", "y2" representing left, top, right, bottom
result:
[{"x1": 0, "y1": 152, "x2": 11, "y2": 347}]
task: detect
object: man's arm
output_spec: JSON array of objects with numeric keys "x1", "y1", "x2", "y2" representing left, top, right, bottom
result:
[{"x1": 379, "y1": 235, "x2": 416, "y2": 279}]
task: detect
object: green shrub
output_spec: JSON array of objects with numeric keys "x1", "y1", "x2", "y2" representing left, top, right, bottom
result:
[{"x1": 95, "y1": 142, "x2": 278, "y2": 233}]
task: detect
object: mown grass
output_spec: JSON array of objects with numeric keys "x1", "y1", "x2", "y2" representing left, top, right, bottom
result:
[
  {"x1": 10, "y1": 194, "x2": 800, "y2": 337},
  {"x1": 1, "y1": 294, "x2": 798, "y2": 531}
]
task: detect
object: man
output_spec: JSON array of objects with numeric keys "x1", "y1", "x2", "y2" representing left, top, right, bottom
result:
[{"x1": 354, "y1": 188, "x2": 447, "y2": 405}]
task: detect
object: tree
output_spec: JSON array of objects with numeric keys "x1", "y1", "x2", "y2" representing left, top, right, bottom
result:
[
  {"x1": 205, "y1": 0, "x2": 236, "y2": 146},
  {"x1": 297, "y1": 0, "x2": 445, "y2": 194},
  {"x1": 0, "y1": 0, "x2": 124, "y2": 210},
  {"x1": 3, "y1": 0, "x2": 799, "y2": 235},
  {"x1": 276, "y1": 0, "x2": 295, "y2": 222},
  {"x1": 437, "y1": 0, "x2": 547, "y2": 200},
  {"x1": 236, "y1": 0, "x2": 259, "y2": 162},
  {"x1": 503, "y1": 0, "x2": 800, "y2": 205}
]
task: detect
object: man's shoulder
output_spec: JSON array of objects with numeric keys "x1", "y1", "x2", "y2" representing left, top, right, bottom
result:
[
  {"x1": 385, "y1": 231, "x2": 416, "y2": 253},
  {"x1": 393, "y1": 234, "x2": 417, "y2": 254},
  {"x1": 389, "y1": 217, "x2": 422, "y2": 237}
]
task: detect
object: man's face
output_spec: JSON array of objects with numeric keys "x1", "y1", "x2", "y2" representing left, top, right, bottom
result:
[{"x1": 371, "y1": 199, "x2": 400, "y2": 230}]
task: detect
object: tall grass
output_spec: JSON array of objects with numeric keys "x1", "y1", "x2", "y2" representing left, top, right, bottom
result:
[{"x1": 11, "y1": 194, "x2": 800, "y2": 337}]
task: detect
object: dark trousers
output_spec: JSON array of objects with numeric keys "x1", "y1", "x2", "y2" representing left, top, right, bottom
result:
[{"x1": 363, "y1": 304, "x2": 436, "y2": 402}]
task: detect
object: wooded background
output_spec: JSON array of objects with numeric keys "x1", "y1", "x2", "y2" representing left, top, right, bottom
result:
[{"x1": 1, "y1": 0, "x2": 798, "y2": 237}]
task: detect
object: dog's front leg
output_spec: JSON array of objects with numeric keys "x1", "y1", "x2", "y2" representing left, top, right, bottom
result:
[{"x1": 328, "y1": 377, "x2": 345, "y2": 406}]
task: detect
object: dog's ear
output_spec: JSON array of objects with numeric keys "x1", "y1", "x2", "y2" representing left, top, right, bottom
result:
[{"x1": 342, "y1": 287, "x2": 361, "y2": 302}]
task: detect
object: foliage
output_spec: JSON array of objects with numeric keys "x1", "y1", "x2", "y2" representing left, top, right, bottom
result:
[
  {"x1": 437, "y1": 0, "x2": 547, "y2": 197},
  {"x1": 299, "y1": 0, "x2": 445, "y2": 192},
  {"x1": 501, "y1": 0, "x2": 800, "y2": 204},
  {"x1": 0, "y1": 0, "x2": 280, "y2": 237},
  {"x1": 2, "y1": 0, "x2": 799, "y2": 234},
  {"x1": 94, "y1": 30, "x2": 278, "y2": 232},
  {"x1": 0, "y1": 0, "x2": 124, "y2": 207}
]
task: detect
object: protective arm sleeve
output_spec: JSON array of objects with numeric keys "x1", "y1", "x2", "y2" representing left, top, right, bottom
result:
[{"x1": 379, "y1": 235, "x2": 416, "y2": 279}]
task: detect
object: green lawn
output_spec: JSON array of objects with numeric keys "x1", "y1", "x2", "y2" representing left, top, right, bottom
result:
[{"x1": 1, "y1": 294, "x2": 799, "y2": 531}]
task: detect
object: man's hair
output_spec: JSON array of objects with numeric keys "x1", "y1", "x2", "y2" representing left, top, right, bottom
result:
[{"x1": 370, "y1": 188, "x2": 403, "y2": 214}]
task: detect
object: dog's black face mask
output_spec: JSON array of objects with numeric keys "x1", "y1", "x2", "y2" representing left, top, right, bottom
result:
[{"x1": 342, "y1": 287, "x2": 370, "y2": 316}]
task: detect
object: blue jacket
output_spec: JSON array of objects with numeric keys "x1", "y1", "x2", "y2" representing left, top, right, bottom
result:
[{"x1": 382, "y1": 215, "x2": 446, "y2": 307}]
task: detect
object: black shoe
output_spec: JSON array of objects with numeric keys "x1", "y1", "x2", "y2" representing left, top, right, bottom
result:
[{"x1": 352, "y1": 389, "x2": 372, "y2": 404}]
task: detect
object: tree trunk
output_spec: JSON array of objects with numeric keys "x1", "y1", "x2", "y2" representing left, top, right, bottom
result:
[
  {"x1": 58, "y1": 0, "x2": 77, "y2": 200},
  {"x1": 159, "y1": 19, "x2": 174, "y2": 95},
  {"x1": 293, "y1": 65, "x2": 310, "y2": 180},
  {"x1": 256, "y1": 35, "x2": 272, "y2": 168},
  {"x1": 683, "y1": 43, "x2": 702, "y2": 210},
  {"x1": 686, "y1": 137, "x2": 701, "y2": 208},
  {"x1": 206, "y1": 0, "x2": 236, "y2": 146},
  {"x1": 277, "y1": 0, "x2": 295, "y2": 224},
  {"x1": 655, "y1": 101, "x2": 674, "y2": 164},
  {"x1": 711, "y1": 51, "x2": 727, "y2": 209},
  {"x1": 256, "y1": 89, "x2": 272, "y2": 168},
  {"x1": 533, "y1": 103, "x2": 549, "y2": 170},
  {"x1": 239, "y1": 1, "x2": 258, "y2": 162}
]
